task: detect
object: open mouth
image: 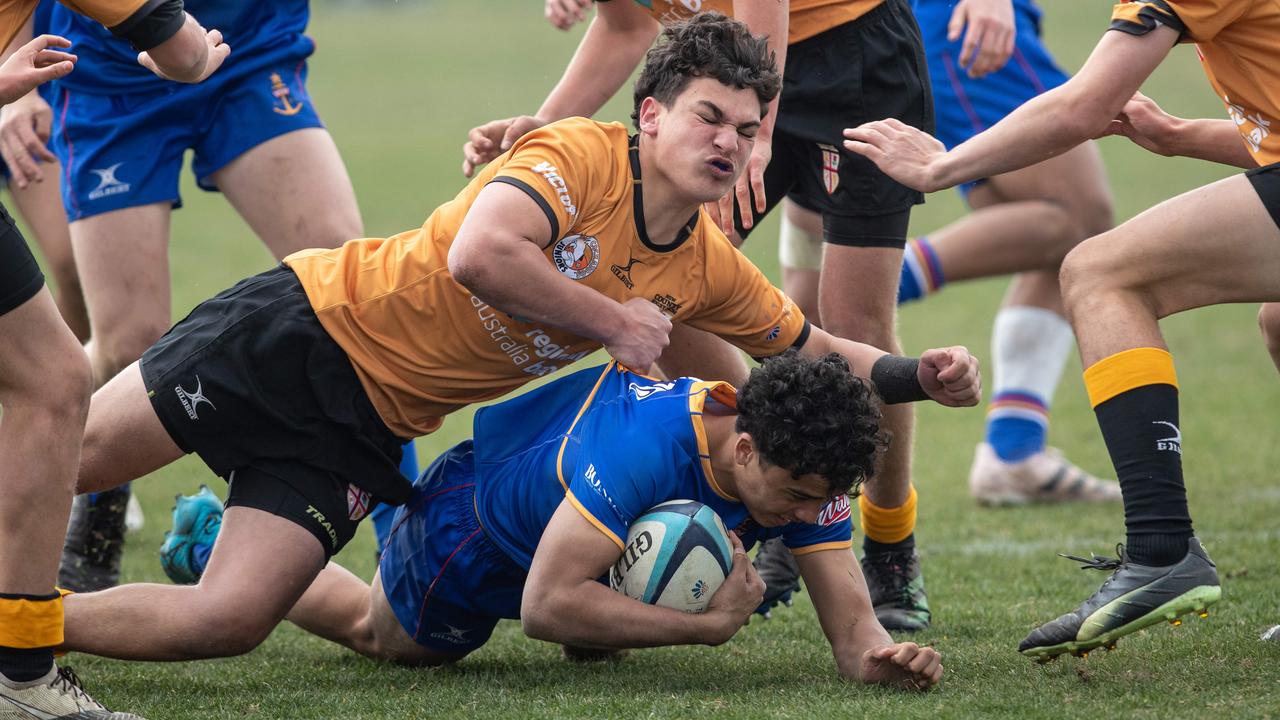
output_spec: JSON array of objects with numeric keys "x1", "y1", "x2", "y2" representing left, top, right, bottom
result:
[{"x1": 708, "y1": 158, "x2": 733, "y2": 175}]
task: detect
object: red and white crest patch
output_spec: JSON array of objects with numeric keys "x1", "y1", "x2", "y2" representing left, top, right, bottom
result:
[
  {"x1": 347, "y1": 484, "x2": 373, "y2": 521},
  {"x1": 819, "y1": 143, "x2": 840, "y2": 195},
  {"x1": 817, "y1": 495, "x2": 851, "y2": 526}
]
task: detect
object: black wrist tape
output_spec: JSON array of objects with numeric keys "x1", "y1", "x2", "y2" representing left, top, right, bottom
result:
[
  {"x1": 111, "y1": 0, "x2": 185, "y2": 52},
  {"x1": 870, "y1": 354, "x2": 929, "y2": 404}
]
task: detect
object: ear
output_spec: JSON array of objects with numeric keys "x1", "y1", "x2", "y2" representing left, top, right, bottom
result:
[
  {"x1": 637, "y1": 96, "x2": 663, "y2": 137},
  {"x1": 733, "y1": 433, "x2": 755, "y2": 467}
]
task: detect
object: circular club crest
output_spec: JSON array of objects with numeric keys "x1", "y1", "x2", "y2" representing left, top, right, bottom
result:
[{"x1": 552, "y1": 234, "x2": 600, "y2": 280}]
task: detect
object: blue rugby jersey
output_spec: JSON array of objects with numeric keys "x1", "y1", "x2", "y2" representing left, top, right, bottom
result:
[
  {"x1": 472, "y1": 362, "x2": 853, "y2": 570},
  {"x1": 48, "y1": 0, "x2": 313, "y2": 93}
]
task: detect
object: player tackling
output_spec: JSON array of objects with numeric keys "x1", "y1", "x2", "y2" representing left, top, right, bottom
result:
[{"x1": 51, "y1": 15, "x2": 978, "y2": 668}]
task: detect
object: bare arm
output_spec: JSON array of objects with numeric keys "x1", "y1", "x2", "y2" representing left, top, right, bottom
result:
[
  {"x1": 136, "y1": 11, "x2": 228, "y2": 83},
  {"x1": 713, "y1": 0, "x2": 788, "y2": 233},
  {"x1": 798, "y1": 548, "x2": 942, "y2": 689},
  {"x1": 521, "y1": 501, "x2": 762, "y2": 649},
  {"x1": 796, "y1": 326, "x2": 981, "y2": 407},
  {"x1": 1098, "y1": 92, "x2": 1256, "y2": 168},
  {"x1": 844, "y1": 26, "x2": 1180, "y2": 192},
  {"x1": 448, "y1": 182, "x2": 672, "y2": 371}
]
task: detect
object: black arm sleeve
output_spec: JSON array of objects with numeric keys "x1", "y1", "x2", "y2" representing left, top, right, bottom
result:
[{"x1": 109, "y1": 0, "x2": 185, "y2": 52}]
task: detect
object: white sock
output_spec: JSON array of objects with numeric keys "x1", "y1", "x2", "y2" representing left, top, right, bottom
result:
[{"x1": 985, "y1": 306, "x2": 1076, "y2": 460}]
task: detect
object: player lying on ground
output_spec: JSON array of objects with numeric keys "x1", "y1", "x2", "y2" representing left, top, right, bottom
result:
[
  {"x1": 51, "y1": 16, "x2": 978, "y2": 666},
  {"x1": 845, "y1": 0, "x2": 1279, "y2": 658},
  {"x1": 177, "y1": 354, "x2": 943, "y2": 689}
]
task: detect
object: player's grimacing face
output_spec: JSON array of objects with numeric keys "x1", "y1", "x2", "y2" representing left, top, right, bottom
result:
[
  {"x1": 646, "y1": 77, "x2": 763, "y2": 202},
  {"x1": 741, "y1": 460, "x2": 835, "y2": 528}
]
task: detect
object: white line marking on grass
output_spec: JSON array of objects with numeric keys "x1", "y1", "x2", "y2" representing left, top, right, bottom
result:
[{"x1": 936, "y1": 528, "x2": 1280, "y2": 558}]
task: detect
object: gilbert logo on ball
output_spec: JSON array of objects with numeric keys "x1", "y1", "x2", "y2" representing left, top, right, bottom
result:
[{"x1": 610, "y1": 500, "x2": 733, "y2": 613}]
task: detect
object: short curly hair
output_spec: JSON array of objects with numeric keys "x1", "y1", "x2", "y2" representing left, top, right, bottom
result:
[
  {"x1": 632, "y1": 13, "x2": 781, "y2": 129},
  {"x1": 735, "y1": 351, "x2": 886, "y2": 497}
]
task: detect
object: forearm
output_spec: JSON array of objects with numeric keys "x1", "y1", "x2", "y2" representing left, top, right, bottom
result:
[
  {"x1": 453, "y1": 236, "x2": 627, "y2": 345},
  {"x1": 536, "y1": 9, "x2": 659, "y2": 121},
  {"x1": 523, "y1": 580, "x2": 724, "y2": 649},
  {"x1": 142, "y1": 12, "x2": 209, "y2": 83},
  {"x1": 932, "y1": 83, "x2": 1113, "y2": 189},
  {"x1": 733, "y1": 0, "x2": 787, "y2": 142},
  {"x1": 1165, "y1": 117, "x2": 1257, "y2": 168},
  {"x1": 799, "y1": 328, "x2": 888, "y2": 378}
]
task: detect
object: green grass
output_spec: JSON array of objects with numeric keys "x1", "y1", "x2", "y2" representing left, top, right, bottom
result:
[{"x1": 22, "y1": 1, "x2": 1280, "y2": 717}]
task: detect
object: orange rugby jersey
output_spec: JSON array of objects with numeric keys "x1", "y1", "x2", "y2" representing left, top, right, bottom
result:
[
  {"x1": 285, "y1": 118, "x2": 808, "y2": 438},
  {"x1": 0, "y1": 0, "x2": 150, "y2": 49},
  {"x1": 1112, "y1": 0, "x2": 1280, "y2": 165},
  {"x1": 616, "y1": 0, "x2": 880, "y2": 45}
]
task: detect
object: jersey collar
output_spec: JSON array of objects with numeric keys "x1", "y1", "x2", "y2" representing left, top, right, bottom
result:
[{"x1": 629, "y1": 134, "x2": 700, "y2": 254}]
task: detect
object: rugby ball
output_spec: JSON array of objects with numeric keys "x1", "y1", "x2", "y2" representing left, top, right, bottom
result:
[{"x1": 609, "y1": 500, "x2": 734, "y2": 613}]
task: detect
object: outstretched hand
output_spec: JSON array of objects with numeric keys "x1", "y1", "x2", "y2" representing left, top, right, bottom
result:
[
  {"x1": 843, "y1": 119, "x2": 948, "y2": 193},
  {"x1": 463, "y1": 115, "x2": 546, "y2": 177},
  {"x1": 948, "y1": 0, "x2": 1015, "y2": 78},
  {"x1": 858, "y1": 642, "x2": 943, "y2": 690},
  {"x1": 918, "y1": 346, "x2": 980, "y2": 407},
  {"x1": 0, "y1": 34, "x2": 75, "y2": 106}
]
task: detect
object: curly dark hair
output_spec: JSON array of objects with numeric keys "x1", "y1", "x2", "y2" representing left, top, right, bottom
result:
[
  {"x1": 631, "y1": 13, "x2": 781, "y2": 129},
  {"x1": 735, "y1": 351, "x2": 886, "y2": 497}
]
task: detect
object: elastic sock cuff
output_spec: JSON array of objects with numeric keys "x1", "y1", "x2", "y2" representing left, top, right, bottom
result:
[
  {"x1": 1084, "y1": 347, "x2": 1178, "y2": 408},
  {"x1": 858, "y1": 486, "x2": 917, "y2": 544},
  {"x1": 0, "y1": 594, "x2": 63, "y2": 649}
]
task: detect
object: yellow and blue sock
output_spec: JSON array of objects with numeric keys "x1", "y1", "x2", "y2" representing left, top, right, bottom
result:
[
  {"x1": 1084, "y1": 347, "x2": 1191, "y2": 565},
  {"x1": 898, "y1": 237, "x2": 944, "y2": 305}
]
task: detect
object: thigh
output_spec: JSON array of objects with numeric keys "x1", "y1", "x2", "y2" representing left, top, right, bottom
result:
[
  {"x1": 70, "y1": 203, "x2": 173, "y2": 332},
  {"x1": 79, "y1": 362, "x2": 184, "y2": 493},
  {"x1": 1074, "y1": 172, "x2": 1280, "y2": 315},
  {"x1": 978, "y1": 141, "x2": 1114, "y2": 237},
  {"x1": 195, "y1": 61, "x2": 361, "y2": 256}
]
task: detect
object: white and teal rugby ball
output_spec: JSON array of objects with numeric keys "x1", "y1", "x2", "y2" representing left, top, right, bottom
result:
[{"x1": 609, "y1": 500, "x2": 734, "y2": 613}]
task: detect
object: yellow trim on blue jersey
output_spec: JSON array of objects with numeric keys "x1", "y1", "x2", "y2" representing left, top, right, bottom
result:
[
  {"x1": 555, "y1": 362, "x2": 618, "y2": 491},
  {"x1": 687, "y1": 381, "x2": 740, "y2": 502},
  {"x1": 566, "y1": 490, "x2": 625, "y2": 550},
  {"x1": 790, "y1": 540, "x2": 854, "y2": 556}
]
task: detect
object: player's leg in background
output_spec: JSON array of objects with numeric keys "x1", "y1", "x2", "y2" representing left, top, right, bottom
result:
[
  {"x1": 1257, "y1": 302, "x2": 1280, "y2": 373},
  {"x1": 285, "y1": 565, "x2": 459, "y2": 666},
  {"x1": 0, "y1": 286, "x2": 92, "y2": 685},
  {"x1": 60, "y1": 202, "x2": 174, "y2": 591},
  {"x1": 62, "y1": 505, "x2": 327, "y2": 660},
  {"x1": 1021, "y1": 171, "x2": 1280, "y2": 657},
  {"x1": 8, "y1": 162, "x2": 89, "y2": 342},
  {"x1": 964, "y1": 142, "x2": 1120, "y2": 506},
  {"x1": 208, "y1": 126, "x2": 361, "y2": 259},
  {"x1": 779, "y1": 199, "x2": 823, "y2": 324}
]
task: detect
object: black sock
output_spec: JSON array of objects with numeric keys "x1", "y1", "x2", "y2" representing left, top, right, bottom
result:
[
  {"x1": 864, "y1": 532, "x2": 915, "y2": 556},
  {"x1": 1093, "y1": 383, "x2": 1192, "y2": 565},
  {"x1": 0, "y1": 647, "x2": 54, "y2": 683}
]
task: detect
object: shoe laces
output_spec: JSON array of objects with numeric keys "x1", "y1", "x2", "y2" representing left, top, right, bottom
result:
[
  {"x1": 51, "y1": 666, "x2": 103, "y2": 709},
  {"x1": 863, "y1": 551, "x2": 912, "y2": 596},
  {"x1": 1059, "y1": 543, "x2": 1126, "y2": 572}
]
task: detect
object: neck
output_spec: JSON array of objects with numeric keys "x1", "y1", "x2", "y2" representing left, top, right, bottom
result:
[
  {"x1": 637, "y1": 134, "x2": 701, "y2": 247},
  {"x1": 701, "y1": 412, "x2": 741, "y2": 499}
]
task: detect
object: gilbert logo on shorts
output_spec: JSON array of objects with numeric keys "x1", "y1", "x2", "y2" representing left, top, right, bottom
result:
[
  {"x1": 174, "y1": 376, "x2": 216, "y2": 420},
  {"x1": 552, "y1": 234, "x2": 600, "y2": 280},
  {"x1": 819, "y1": 143, "x2": 840, "y2": 195},
  {"x1": 87, "y1": 163, "x2": 131, "y2": 201},
  {"x1": 429, "y1": 624, "x2": 471, "y2": 645}
]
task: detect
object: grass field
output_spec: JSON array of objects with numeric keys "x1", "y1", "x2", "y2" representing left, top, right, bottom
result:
[{"x1": 23, "y1": 1, "x2": 1280, "y2": 717}]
